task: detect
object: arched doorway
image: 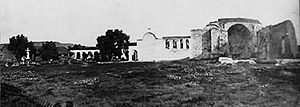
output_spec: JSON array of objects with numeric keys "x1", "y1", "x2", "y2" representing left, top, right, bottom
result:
[
  {"x1": 132, "y1": 50, "x2": 138, "y2": 61},
  {"x1": 227, "y1": 24, "x2": 251, "y2": 59},
  {"x1": 87, "y1": 51, "x2": 93, "y2": 59},
  {"x1": 82, "y1": 52, "x2": 87, "y2": 60}
]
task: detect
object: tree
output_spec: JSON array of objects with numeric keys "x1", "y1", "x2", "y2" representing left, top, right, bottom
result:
[
  {"x1": 7, "y1": 34, "x2": 29, "y2": 60},
  {"x1": 96, "y1": 29, "x2": 130, "y2": 61},
  {"x1": 93, "y1": 51, "x2": 100, "y2": 61},
  {"x1": 39, "y1": 41, "x2": 58, "y2": 61}
]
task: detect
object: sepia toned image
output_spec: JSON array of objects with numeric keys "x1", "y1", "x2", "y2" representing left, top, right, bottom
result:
[{"x1": 1, "y1": 0, "x2": 300, "y2": 107}]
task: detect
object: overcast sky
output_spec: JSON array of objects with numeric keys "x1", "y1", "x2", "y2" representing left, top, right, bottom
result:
[{"x1": 0, "y1": 0, "x2": 299, "y2": 46}]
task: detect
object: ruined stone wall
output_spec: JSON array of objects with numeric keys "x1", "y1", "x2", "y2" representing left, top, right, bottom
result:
[
  {"x1": 257, "y1": 27, "x2": 270, "y2": 59},
  {"x1": 223, "y1": 22, "x2": 262, "y2": 59},
  {"x1": 257, "y1": 20, "x2": 298, "y2": 59},
  {"x1": 284, "y1": 20, "x2": 298, "y2": 56},
  {"x1": 191, "y1": 28, "x2": 228, "y2": 59},
  {"x1": 210, "y1": 29, "x2": 228, "y2": 54},
  {"x1": 270, "y1": 20, "x2": 298, "y2": 58},
  {"x1": 202, "y1": 30, "x2": 211, "y2": 53},
  {"x1": 224, "y1": 22, "x2": 258, "y2": 31},
  {"x1": 203, "y1": 18, "x2": 263, "y2": 59},
  {"x1": 190, "y1": 18, "x2": 299, "y2": 60},
  {"x1": 190, "y1": 29, "x2": 205, "y2": 58}
]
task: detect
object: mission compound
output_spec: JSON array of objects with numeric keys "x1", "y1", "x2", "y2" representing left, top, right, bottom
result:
[
  {"x1": 127, "y1": 18, "x2": 298, "y2": 61},
  {"x1": 1, "y1": 18, "x2": 299, "y2": 62}
]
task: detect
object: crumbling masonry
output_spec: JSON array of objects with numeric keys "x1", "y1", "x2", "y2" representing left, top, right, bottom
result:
[
  {"x1": 257, "y1": 20, "x2": 298, "y2": 59},
  {"x1": 190, "y1": 18, "x2": 298, "y2": 60}
]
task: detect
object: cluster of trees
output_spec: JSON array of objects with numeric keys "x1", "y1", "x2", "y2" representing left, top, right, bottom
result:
[
  {"x1": 7, "y1": 34, "x2": 36, "y2": 60},
  {"x1": 7, "y1": 34, "x2": 58, "y2": 61},
  {"x1": 7, "y1": 29, "x2": 131, "y2": 62},
  {"x1": 96, "y1": 29, "x2": 130, "y2": 61},
  {"x1": 39, "y1": 41, "x2": 58, "y2": 60}
]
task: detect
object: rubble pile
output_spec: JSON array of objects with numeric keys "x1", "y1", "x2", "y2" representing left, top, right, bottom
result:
[{"x1": 1, "y1": 61, "x2": 300, "y2": 106}]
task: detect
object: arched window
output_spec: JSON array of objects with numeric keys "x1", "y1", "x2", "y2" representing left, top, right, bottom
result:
[
  {"x1": 180, "y1": 39, "x2": 183, "y2": 49},
  {"x1": 82, "y1": 52, "x2": 87, "y2": 60},
  {"x1": 76, "y1": 52, "x2": 81, "y2": 59},
  {"x1": 186, "y1": 39, "x2": 189, "y2": 49},
  {"x1": 88, "y1": 51, "x2": 93, "y2": 59},
  {"x1": 173, "y1": 40, "x2": 177, "y2": 49},
  {"x1": 165, "y1": 39, "x2": 170, "y2": 49},
  {"x1": 132, "y1": 50, "x2": 138, "y2": 61}
]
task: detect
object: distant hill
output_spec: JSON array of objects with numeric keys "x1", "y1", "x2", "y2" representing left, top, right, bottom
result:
[{"x1": 1, "y1": 41, "x2": 75, "y2": 48}]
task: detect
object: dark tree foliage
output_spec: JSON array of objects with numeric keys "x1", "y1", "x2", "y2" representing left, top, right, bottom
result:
[
  {"x1": 69, "y1": 52, "x2": 75, "y2": 57},
  {"x1": 39, "y1": 41, "x2": 58, "y2": 61},
  {"x1": 7, "y1": 34, "x2": 29, "y2": 60},
  {"x1": 67, "y1": 46, "x2": 72, "y2": 50},
  {"x1": 96, "y1": 29, "x2": 130, "y2": 61},
  {"x1": 93, "y1": 51, "x2": 100, "y2": 61}
]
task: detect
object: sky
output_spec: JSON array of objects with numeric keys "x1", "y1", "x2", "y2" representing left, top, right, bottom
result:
[{"x1": 0, "y1": 0, "x2": 299, "y2": 46}]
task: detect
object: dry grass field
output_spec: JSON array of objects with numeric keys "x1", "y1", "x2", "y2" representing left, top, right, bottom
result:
[{"x1": 1, "y1": 60, "x2": 300, "y2": 107}]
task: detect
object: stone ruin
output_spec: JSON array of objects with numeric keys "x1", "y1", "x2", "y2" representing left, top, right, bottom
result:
[
  {"x1": 190, "y1": 18, "x2": 299, "y2": 60},
  {"x1": 257, "y1": 20, "x2": 298, "y2": 59}
]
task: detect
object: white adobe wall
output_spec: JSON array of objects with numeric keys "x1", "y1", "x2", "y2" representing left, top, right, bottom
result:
[
  {"x1": 210, "y1": 29, "x2": 228, "y2": 52},
  {"x1": 137, "y1": 32, "x2": 191, "y2": 61}
]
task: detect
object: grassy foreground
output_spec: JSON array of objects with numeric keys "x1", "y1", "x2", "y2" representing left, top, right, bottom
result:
[{"x1": 1, "y1": 60, "x2": 300, "y2": 107}]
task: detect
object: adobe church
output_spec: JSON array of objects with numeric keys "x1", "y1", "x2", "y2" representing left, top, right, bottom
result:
[{"x1": 129, "y1": 18, "x2": 298, "y2": 61}]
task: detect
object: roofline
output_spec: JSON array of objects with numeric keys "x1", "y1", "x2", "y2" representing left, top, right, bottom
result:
[
  {"x1": 162, "y1": 36, "x2": 191, "y2": 39},
  {"x1": 143, "y1": 32, "x2": 157, "y2": 39},
  {"x1": 69, "y1": 49, "x2": 99, "y2": 50},
  {"x1": 217, "y1": 18, "x2": 261, "y2": 24}
]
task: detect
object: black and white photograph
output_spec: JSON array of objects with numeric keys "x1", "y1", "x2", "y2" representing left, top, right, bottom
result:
[{"x1": 1, "y1": 0, "x2": 300, "y2": 106}]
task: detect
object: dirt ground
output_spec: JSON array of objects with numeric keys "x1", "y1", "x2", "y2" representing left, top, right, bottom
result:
[{"x1": 1, "y1": 60, "x2": 300, "y2": 107}]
